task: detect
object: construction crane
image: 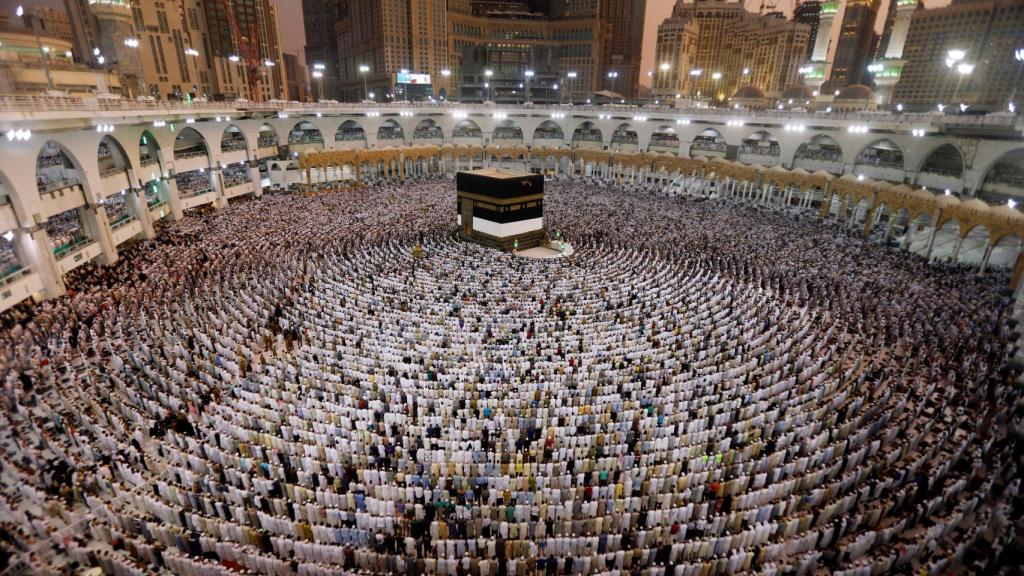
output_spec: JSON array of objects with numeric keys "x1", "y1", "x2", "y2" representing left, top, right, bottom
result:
[{"x1": 212, "y1": 0, "x2": 263, "y2": 101}]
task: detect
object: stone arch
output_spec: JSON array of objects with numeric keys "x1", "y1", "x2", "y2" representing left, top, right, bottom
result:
[
  {"x1": 793, "y1": 134, "x2": 844, "y2": 174},
  {"x1": 377, "y1": 119, "x2": 406, "y2": 144},
  {"x1": 649, "y1": 125, "x2": 681, "y2": 155},
  {"x1": 917, "y1": 143, "x2": 965, "y2": 178},
  {"x1": 452, "y1": 120, "x2": 484, "y2": 145},
  {"x1": 137, "y1": 130, "x2": 164, "y2": 186},
  {"x1": 492, "y1": 119, "x2": 524, "y2": 146},
  {"x1": 97, "y1": 134, "x2": 132, "y2": 177},
  {"x1": 335, "y1": 120, "x2": 367, "y2": 149},
  {"x1": 288, "y1": 121, "x2": 325, "y2": 151},
  {"x1": 689, "y1": 128, "x2": 726, "y2": 158},
  {"x1": 855, "y1": 139, "x2": 905, "y2": 170},
  {"x1": 36, "y1": 140, "x2": 84, "y2": 196},
  {"x1": 571, "y1": 121, "x2": 603, "y2": 151},
  {"x1": 610, "y1": 123, "x2": 639, "y2": 152},
  {"x1": 532, "y1": 121, "x2": 565, "y2": 146},
  {"x1": 854, "y1": 138, "x2": 906, "y2": 183},
  {"x1": 977, "y1": 147, "x2": 1024, "y2": 205},
  {"x1": 957, "y1": 224, "x2": 990, "y2": 265},
  {"x1": 174, "y1": 127, "x2": 210, "y2": 162},
  {"x1": 989, "y1": 233, "x2": 1022, "y2": 270},
  {"x1": 220, "y1": 124, "x2": 249, "y2": 154},
  {"x1": 412, "y1": 119, "x2": 444, "y2": 144},
  {"x1": 258, "y1": 123, "x2": 280, "y2": 148},
  {"x1": 738, "y1": 130, "x2": 781, "y2": 166}
]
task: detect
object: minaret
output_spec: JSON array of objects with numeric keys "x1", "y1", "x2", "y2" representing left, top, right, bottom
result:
[
  {"x1": 801, "y1": 0, "x2": 837, "y2": 96},
  {"x1": 88, "y1": 0, "x2": 145, "y2": 97},
  {"x1": 868, "y1": 0, "x2": 920, "y2": 108}
]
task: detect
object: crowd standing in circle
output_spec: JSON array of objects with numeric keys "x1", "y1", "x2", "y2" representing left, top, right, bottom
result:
[{"x1": 0, "y1": 173, "x2": 1022, "y2": 576}]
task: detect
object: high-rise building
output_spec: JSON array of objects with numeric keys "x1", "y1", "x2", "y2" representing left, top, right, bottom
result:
[
  {"x1": 282, "y1": 51, "x2": 308, "y2": 101},
  {"x1": 892, "y1": 0, "x2": 1024, "y2": 111},
  {"x1": 23, "y1": 7, "x2": 74, "y2": 45},
  {"x1": 59, "y1": 0, "x2": 285, "y2": 101},
  {"x1": 793, "y1": 1, "x2": 821, "y2": 63},
  {"x1": 0, "y1": 12, "x2": 122, "y2": 96},
  {"x1": 827, "y1": 0, "x2": 881, "y2": 90},
  {"x1": 652, "y1": 0, "x2": 810, "y2": 103},
  {"x1": 202, "y1": 0, "x2": 287, "y2": 101},
  {"x1": 867, "y1": 0, "x2": 921, "y2": 107},
  {"x1": 335, "y1": 0, "x2": 448, "y2": 102},
  {"x1": 447, "y1": 0, "x2": 607, "y2": 104},
  {"x1": 599, "y1": 0, "x2": 647, "y2": 99},
  {"x1": 302, "y1": 0, "x2": 344, "y2": 100},
  {"x1": 330, "y1": 0, "x2": 636, "y2": 103}
]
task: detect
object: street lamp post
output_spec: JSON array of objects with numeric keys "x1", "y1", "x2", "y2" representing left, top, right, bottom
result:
[
  {"x1": 440, "y1": 68, "x2": 451, "y2": 101},
  {"x1": 566, "y1": 71, "x2": 577, "y2": 104},
  {"x1": 1010, "y1": 48, "x2": 1024, "y2": 112},
  {"x1": 358, "y1": 64, "x2": 370, "y2": 101},
  {"x1": 484, "y1": 69, "x2": 493, "y2": 102},
  {"x1": 952, "y1": 62, "x2": 974, "y2": 103},
  {"x1": 524, "y1": 70, "x2": 534, "y2": 104},
  {"x1": 942, "y1": 49, "x2": 965, "y2": 107},
  {"x1": 312, "y1": 70, "x2": 323, "y2": 101},
  {"x1": 711, "y1": 72, "x2": 722, "y2": 106},
  {"x1": 17, "y1": 5, "x2": 55, "y2": 91},
  {"x1": 658, "y1": 62, "x2": 670, "y2": 99},
  {"x1": 122, "y1": 37, "x2": 146, "y2": 98},
  {"x1": 607, "y1": 71, "x2": 618, "y2": 98},
  {"x1": 185, "y1": 48, "x2": 200, "y2": 98},
  {"x1": 689, "y1": 69, "x2": 702, "y2": 99}
]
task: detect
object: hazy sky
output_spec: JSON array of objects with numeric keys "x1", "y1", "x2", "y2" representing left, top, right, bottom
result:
[{"x1": 21, "y1": 0, "x2": 952, "y2": 85}]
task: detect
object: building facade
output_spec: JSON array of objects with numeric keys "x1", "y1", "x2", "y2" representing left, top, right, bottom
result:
[
  {"x1": 893, "y1": 0, "x2": 1024, "y2": 112},
  {"x1": 793, "y1": 0, "x2": 821, "y2": 64},
  {"x1": 330, "y1": 0, "x2": 638, "y2": 103},
  {"x1": 202, "y1": 0, "x2": 287, "y2": 101},
  {"x1": 599, "y1": 0, "x2": 647, "y2": 99},
  {"x1": 826, "y1": 0, "x2": 880, "y2": 91},
  {"x1": 652, "y1": 0, "x2": 810, "y2": 103},
  {"x1": 448, "y1": 0, "x2": 606, "y2": 104},
  {"x1": 23, "y1": 7, "x2": 74, "y2": 45},
  {"x1": 302, "y1": 0, "x2": 344, "y2": 100},
  {"x1": 283, "y1": 51, "x2": 308, "y2": 101},
  {"x1": 334, "y1": 0, "x2": 448, "y2": 102},
  {"x1": 0, "y1": 20, "x2": 123, "y2": 96}
]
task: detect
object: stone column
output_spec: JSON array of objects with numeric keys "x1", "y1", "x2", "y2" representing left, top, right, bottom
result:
[
  {"x1": 861, "y1": 207, "x2": 875, "y2": 237},
  {"x1": 13, "y1": 227, "x2": 65, "y2": 300},
  {"x1": 211, "y1": 168, "x2": 227, "y2": 209},
  {"x1": 126, "y1": 188, "x2": 155, "y2": 240},
  {"x1": 79, "y1": 204, "x2": 118, "y2": 265},
  {"x1": 923, "y1": 211, "x2": 942, "y2": 261},
  {"x1": 164, "y1": 177, "x2": 184, "y2": 221},
  {"x1": 250, "y1": 165, "x2": 262, "y2": 198},
  {"x1": 978, "y1": 244, "x2": 994, "y2": 275},
  {"x1": 950, "y1": 235, "x2": 964, "y2": 263}
]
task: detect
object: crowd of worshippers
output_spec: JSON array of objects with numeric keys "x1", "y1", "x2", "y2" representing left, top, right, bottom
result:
[
  {"x1": 221, "y1": 165, "x2": 253, "y2": 189},
  {"x1": 0, "y1": 174, "x2": 1022, "y2": 576},
  {"x1": 44, "y1": 209, "x2": 87, "y2": 254},
  {"x1": 175, "y1": 171, "x2": 213, "y2": 197}
]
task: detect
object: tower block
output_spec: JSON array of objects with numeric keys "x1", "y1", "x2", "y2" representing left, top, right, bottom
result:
[
  {"x1": 802, "y1": 1, "x2": 838, "y2": 95},
  {"x1": 89, "y1": 0, "x2": 144, "y2": 97},
  {"x1": 456, "y1": 169, "x2": 545, "y2": 251}
]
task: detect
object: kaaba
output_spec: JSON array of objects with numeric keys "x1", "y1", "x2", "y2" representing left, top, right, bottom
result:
[{"x1": 456, "y1": 169, "x2": 544, "y2": 251}]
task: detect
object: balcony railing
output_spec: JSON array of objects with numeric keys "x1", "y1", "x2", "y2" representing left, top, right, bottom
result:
[
  {"x1": 53, "y1": 237, "x2": 92, "y2": 259},
  {"x1": 1, "y1": 94, "x2": 1021, "y2": 130},
  {"x1": 109, "y1": 214, "x2": 135, "y2": 229},
  {"x1": 0, "y1": 265, "x2": 30, "y2": 288}
]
